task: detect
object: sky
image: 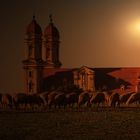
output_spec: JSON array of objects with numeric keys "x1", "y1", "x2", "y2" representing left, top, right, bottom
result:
[{"x1": 1, "y1": 0, "x2": 140, "y2": 92}]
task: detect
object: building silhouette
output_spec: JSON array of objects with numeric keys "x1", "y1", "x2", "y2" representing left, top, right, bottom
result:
[{"x1": 23, "y1": 15, "x2": 140, "y2": 94}]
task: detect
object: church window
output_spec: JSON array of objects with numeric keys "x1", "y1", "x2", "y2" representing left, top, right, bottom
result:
[
  {"x1": 46, "y1": 48, "x2": 50, "y2": 58},
  {"x1": 29, "y1": 71, "x2": 33, "y2": 78},
  {"x1": 29, "y1": 81, "x2": 33, "y2": 92},
  {"x1": 77, "y1": 75, "x2": 80, "y2": 80},
  {"x1": 47, "y1": 48, "x2": 50, "y2": 51},
  {"x1": 28, "y1": 45, "x2": 32, "y2": 58}
]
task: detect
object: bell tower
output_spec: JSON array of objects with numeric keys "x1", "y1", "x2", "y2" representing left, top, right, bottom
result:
[
  {"x1": 43, "y1": 15, "x2": 62, "y2": 68},
  {"x1": 22, "y1": 16, "x2": 45, "y2": 94}
]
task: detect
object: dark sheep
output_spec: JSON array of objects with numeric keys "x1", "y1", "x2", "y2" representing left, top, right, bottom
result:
[
  {"x1": 1, "y1": 93, "x2": 13, "y2": 109},
  {"x1": 78, "y1": 92, "x2": 91, "y2": 107},
  {"x1": 126, "y1": 92, "x2": 140, "y2": 105},
  {"x1": 65, "y1": 92, "x2": 79, "y2": 108},
  {"x1": 110, "y1": 92, "x2": 120, "y2": 107},
  {"x1": 47, "y1": 91, "x2": 59, "y2": 108},
  {"x1": 53, "y1": 93, "x2": 66, "y2": 108},
  {"x1": 90, "y1": 92, "x2": 106, "y2": 107},
  {"x1": 39, "y1": 92, "x2": 49, "y2": 106},
  {"x1": 120, "y1": 92, "x2": 134, "y2": 105},
  {"x1": 12, "y1": 93, "x2": 44, "y2": 110},
  {"x1": 12, "y1": 93, "x2": 28, "y2": 109},
  {"x1": 27, "y1": 94, "x2": 44, "y2": 106}
]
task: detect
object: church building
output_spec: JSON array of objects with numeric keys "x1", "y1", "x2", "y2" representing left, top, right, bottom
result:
[{"x1": 22, "y1": 15, "x2": 140, "y2": 94}]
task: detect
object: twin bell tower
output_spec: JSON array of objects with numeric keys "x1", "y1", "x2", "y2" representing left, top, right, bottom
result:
[{"x1": 22, "y1": 15, "x2": 61, "y2": 94}]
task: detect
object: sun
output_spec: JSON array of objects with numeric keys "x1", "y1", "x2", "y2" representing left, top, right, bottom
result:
[
  {"x1": 128, "y1": 19, "x2": 140, "y2": 36},
  {"x1": 133, "y1": 22, "x2": 140, "y2": 31}
]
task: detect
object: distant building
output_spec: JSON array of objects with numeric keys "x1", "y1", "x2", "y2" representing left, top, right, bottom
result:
[{"x1": 22, "y1": 15, "x2": 140, "y2": 94}]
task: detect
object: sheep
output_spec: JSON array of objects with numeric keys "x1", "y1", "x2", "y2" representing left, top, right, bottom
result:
[
  {"x1": 47, "y1": 91, "x2": 60, "y2": 108},
  {"x1": 65, "y1": 92, "x2": 79, "y2": 108},
  {"x1": 12, "y1": 93, "x2": 44, "y2": 111},
  {"x1": 1, "y1": 93, "x2": 13, "y2": 109},
  {"x1": 109, "y1": 92, "x2": 120, "y2": 107},
  {"x1": 120, "y1": 92, "x2": 135, "y2": 105},
  {"x1": 53, "y1": 93, "x2": 66, "y2": 108},
  {"x1": 126, "y1": 92, "x2": 140, "y2": 106},
  {"x1": 78, "y1": 92, "x2": 91, "y2": 108},
  {"x1": 89, "y1": 92, "x2": 108, "y2": 107}
]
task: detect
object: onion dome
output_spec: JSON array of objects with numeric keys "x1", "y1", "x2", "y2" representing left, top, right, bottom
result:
[
  {"x1": 44, "y1": 15, "x2": 59, "y2": 39},
  {"x1": 26, "y1": 16, "x2": 42, "y2": 35}
]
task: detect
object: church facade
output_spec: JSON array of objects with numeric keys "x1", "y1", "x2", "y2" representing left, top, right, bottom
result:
[{"x1": 22, "y1": 15, "x2": 140, "y2": 94}]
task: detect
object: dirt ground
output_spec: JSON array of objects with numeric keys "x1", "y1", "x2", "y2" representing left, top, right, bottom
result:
[{"x1": 0, "y1": 108, "x2": 140, "y2": 140}]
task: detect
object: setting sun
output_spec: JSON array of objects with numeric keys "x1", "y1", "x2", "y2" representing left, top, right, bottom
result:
[
  {"x1": 134, "y1": 22, "x2": 140, "y2": 31},
  {"x1": 128, "y1": 19, "x2": 140, "y2": 36}
]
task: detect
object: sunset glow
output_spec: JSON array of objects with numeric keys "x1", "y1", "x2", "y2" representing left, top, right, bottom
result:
[
  {"x1": 129, "y1": 19, "x2": 140, "y2": 36},
  {"x1": 135, "y1": 22, "x2": 140, "y2": 31}
]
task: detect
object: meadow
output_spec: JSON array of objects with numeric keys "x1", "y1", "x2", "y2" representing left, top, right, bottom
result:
[{"x1": 0, "y1": 108, "x2": 140, "y2": 140}]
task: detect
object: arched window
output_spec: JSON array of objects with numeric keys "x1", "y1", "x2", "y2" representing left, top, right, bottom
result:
[
  {"x1": 29, "y1": 71, "x2": 33, "y2": 78},
  {"x1": 29, "y1": 81, "x2": 33, "y2": 92},
  {"x1": 28, "y1": 45, "x2": 32, "y2": 58}
]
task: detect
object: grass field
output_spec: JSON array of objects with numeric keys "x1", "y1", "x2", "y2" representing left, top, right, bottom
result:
[{"x1": 0, "y1": 108, "x2": 140, "y2": 140}]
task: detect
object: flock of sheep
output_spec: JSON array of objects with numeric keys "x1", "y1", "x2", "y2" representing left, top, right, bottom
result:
[{"x1": 0, "y1": 89, "x2": 140, "y2": 111}]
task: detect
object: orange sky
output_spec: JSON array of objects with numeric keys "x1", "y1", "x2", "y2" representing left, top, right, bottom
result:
[{"x1": 1, "y1": 0, "x2": 140, "y2": 92}]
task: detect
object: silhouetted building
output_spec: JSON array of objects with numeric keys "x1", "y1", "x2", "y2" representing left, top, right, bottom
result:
[
  {"x1": 23, "y1": 15, "x2": 140, "y2": 94},
  {"x1": 23, "y1": 16, "x2": 45, "y2": 94}
]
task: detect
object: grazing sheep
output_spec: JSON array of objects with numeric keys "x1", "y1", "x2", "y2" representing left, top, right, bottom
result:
[
  {"x1": 47, "y1": 91, "x2": 60, "y2": 108},
  {"x1": 12, "y1": 93, "x2": 28, "y2": 109},
  {"x1": 39, "y1": 92, "x2": 49, "y2": 106},
  {"x1": 1, "y1": 93, "x2": 13, "y2": 109},
  {"x1": 126, "y1": 92, "x2": 140, "y2": 105},
  {"x1": 90, "y1": 92, "x2": 107, "y2": 107},
  {"x1": 110, "y1": 92, "x2": 120, "y2": 107},
  {"x1": 12, "y1": 93, "x2": 44, "y2": 110},
  {"x1": 78, "y1": 92, "x2": 91, "y2": 108},
  {"x1": 53, "y1": 93, "x2": 66, "y2": 108},
  {"x1": 120, "y1": 92, "x2": 134, "y2": 105},
  {"x1": 28, "y1": 94, "x2": 45, "y2": 110},
  {"x1": 65, "y1": 92, "x2": 79, "y2": 108}
]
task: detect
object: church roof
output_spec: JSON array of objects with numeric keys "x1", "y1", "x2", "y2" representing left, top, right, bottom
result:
[
  {"x1": 108, "y1": 67, "x2": 140, "y2": 92},
  {"x1": 43, "y1": 68, "x2": 71, "y2": 78},
  {"x1": 42, "y1": 67, "x2": 140, "y2": 92},
  {"x1": 26, "y1": 16, "x2": 42, "y2": 35}
]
